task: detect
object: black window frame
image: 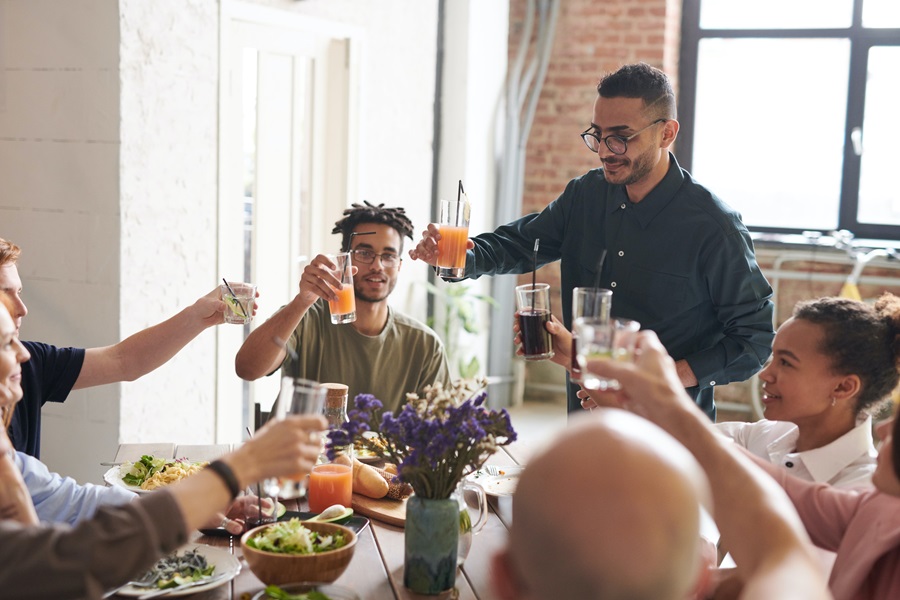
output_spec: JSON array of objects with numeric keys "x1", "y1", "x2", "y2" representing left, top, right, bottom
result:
[{"x1": 678, "y1": 0, "x2": 900, "y2": 241}]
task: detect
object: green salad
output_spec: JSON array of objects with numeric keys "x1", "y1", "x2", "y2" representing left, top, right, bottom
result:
[
  {"x1": 121, "y1": 455, "x2": 169, "y2": 487},
  {"x1": 263, "y1": 585, "x2": 333, "y2": 600},
  {"x1": 246, "y1": 519, "x2": 347, "y2": 555}
]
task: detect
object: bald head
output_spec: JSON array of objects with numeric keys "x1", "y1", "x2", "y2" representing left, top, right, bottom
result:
[{"x1": 502, "y1": 409, "x2": 710, "y2": 600}]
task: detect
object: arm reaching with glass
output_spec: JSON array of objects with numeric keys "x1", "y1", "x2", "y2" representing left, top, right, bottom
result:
[
  {"x1": 583, "y1": 332, "x2": 830, "y2": 600},
  {"x1": 235, "y1": 254, "x2": 356, "y2": 380}
]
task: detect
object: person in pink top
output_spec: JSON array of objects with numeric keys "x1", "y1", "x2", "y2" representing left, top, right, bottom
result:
[{"x1": 586, "y1": 330, "x2": 900, "y2": 600}]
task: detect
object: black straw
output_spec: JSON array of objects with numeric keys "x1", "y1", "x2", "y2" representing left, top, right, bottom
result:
[
  {"x1": 458, "y1": 179, "x2": 465, "y2": 201},
  {"x1": 344, "y1": 230, "x2": 376, "y2": 253},
  {"x1": 532, "y1": 239, "x2": 540, "y2": 311},
  {"x1": 593, "y1": 249, "x2": 608, "y2": 289},
  {"x1": 222, "y1": 278, "x2": 249, "y2": 319}
]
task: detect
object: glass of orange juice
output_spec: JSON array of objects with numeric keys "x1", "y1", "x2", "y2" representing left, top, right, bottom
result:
[
  {"x1": 308, "y1": 462, "x2": 353, "y2": 513},
  {"x1": 326, "y1": 252, "x2": 356, "y2": 324},
  {"x1": 436, "y1": 198, "x2": 470, "y2": 279}
]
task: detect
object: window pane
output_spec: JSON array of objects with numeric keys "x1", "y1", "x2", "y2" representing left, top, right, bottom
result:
[
  {"x1": 691, "y1": 38, "x2": 850, "y2": 231},
  {"x1": 857, "y1": 47, "x2": 900, "y2": 226},
  {"x1": 863, "y1": 0, "x2": 900, "y2": 28},
  {"x1": 700, "y1": 0, "x2": 853, "y2": 29}
]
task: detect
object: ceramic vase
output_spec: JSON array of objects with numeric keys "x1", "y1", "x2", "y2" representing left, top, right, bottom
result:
[{"x1": 404, "y1": 493, "x2": 459, "y2": 594}]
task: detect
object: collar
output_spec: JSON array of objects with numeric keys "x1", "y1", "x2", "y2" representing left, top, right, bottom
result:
[
  {"x1": 792, "y1": 416, "x2": 876, "y2": 484},
  {"x1": 605, "y1": 151, "x2": 685, "y2": 229}
]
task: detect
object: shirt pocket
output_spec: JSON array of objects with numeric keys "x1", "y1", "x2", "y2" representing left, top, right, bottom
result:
[{"x1": 624, "y1": 266, "x2": 689, "y2": 319}]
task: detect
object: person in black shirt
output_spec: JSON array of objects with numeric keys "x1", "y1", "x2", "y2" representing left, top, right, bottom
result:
[{"x1": 409, "y1": 63, "x2": 774, "y2": 419}]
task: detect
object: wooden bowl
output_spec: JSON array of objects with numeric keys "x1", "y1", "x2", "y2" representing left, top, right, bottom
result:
[{"x1": 240, "y1": 521, "x2": 358, "y2": 585}]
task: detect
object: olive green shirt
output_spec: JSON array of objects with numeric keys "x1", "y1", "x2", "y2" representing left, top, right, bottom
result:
[{"x1": 281, "y1": 300, "x2": 450, "y2": 412}]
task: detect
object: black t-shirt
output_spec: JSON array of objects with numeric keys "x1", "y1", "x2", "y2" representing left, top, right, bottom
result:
[{"x1": 8, "y1": 341, "x2": 85, "y2": 458}]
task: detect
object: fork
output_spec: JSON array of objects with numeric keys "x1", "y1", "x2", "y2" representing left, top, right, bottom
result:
[
  {"x1": 101, "y1": 572, "x2": 158, "y2": 598},
  {"x1": 483, "y1": 464, "x2": 500, "y2": 476}
]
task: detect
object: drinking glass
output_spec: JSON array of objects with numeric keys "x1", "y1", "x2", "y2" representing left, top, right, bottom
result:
[
  {"x1": 326, "y1": 252, "x2": 356, "y2": 324},
  {"x1": 220, "y1": 281, "x2": 256, "y2": 325},
  {"x1": 515, "y1": 283, "x2": 554, "y2": 361},
  {"x1": 436, "y1": 198, "x2": 470, "y2": 279},
  {"x1": 263, "y1": 377, "x2": 327, "y2": 499},
  {"x1": 575, "y1": 317, "x2": 640, "y2": 390},
  {"x1": 570, "y1": 287, "x2": 613, "y2": 383}
]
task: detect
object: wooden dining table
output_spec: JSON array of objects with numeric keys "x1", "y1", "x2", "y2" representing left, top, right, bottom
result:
[{"x1": 105, "y1": 440, "x2": 536, "y2": 600}]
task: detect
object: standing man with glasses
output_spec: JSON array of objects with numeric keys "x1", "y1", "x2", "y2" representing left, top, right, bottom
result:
[
  {"x1": 237, "y1": 202, "x2": 450, "y2": 412},
  {"x1": 410, "y1": 62, "x2": 774, "y2": 420}
]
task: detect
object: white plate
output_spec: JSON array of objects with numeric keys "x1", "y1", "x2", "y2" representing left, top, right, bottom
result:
[
  {"x1": 467, "y1": 465, "x2": 525, "y2": 497},
  {"x1": 116, "y1": 544, "x2": 241, "y2": 597},
  {"x1": 103, "y1": 465, "x2": 151, "y2": 495}
]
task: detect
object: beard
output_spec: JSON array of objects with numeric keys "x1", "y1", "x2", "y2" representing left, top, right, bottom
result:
[
  {"x1": 354, "y1": 275, "x2": 396, "y2": 304},
  {"x1": 602, "y1": 145, "x2": 658, "y2": 186}
]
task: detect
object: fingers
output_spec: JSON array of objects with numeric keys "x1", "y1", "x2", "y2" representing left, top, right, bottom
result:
[
  {"x1": 299, "y1": 255, "x2": 343, "y2": 301},
  {"x1": 408, "y1": 223, "x2": 441, "y2": 265}
]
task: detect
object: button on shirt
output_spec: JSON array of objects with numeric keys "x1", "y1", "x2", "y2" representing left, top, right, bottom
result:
[
  {"x1": 464, "y1": 153, "x2": 774, "y2": 418},
  {"x1": 716, "y1": 417, "x2": 877, "y2": 488}
]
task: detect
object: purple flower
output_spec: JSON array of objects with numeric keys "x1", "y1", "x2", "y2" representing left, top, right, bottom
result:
[{"x1": 329, "y1": 381, "x2": 517, "y2": 499}]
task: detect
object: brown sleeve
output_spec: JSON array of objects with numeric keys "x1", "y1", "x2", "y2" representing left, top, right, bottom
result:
[{"x1": 0, "y1": 490, "x2": 188, "y2": 599}]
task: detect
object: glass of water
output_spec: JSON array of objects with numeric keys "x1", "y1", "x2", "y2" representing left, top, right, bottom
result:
[{"x1": 575, "y1": 317, "x2": 640, "y2": 391}]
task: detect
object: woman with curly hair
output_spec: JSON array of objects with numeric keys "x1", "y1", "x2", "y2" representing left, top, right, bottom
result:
[{"x1": 716, "y1": 294, "x2": 900, "y2": 489}]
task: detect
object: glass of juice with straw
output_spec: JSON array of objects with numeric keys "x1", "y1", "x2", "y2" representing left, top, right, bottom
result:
[
  {"x1": 437, "y1": 189, "x2": 470, "y2": 279},
  {"x1": 515, "y1": 283, "x2": 554, "y2": 360},
  {"x1": 326, "y1": 252, "x2": 356, "y2": 324}
]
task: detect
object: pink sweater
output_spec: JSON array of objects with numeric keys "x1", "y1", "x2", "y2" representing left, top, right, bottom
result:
[{"x1": 775, "y1": 469, "x2": 900, "y2": 599}]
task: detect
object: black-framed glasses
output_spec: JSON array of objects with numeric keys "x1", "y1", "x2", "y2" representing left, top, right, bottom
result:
[
  {"x1": 580, "y1": 119, "x2": 667, "y2": 155},
  {"x1": 351, "y1": 248, "x2": 401, "y2": 268}
]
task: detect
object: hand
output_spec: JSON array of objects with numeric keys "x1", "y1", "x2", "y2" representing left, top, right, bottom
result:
[
  {"x1": 584, "y1": 331, "x2": 696, "y2": 424},
  {"x1": 297, "y1": 254, "x2": 359, "y2": 306},
  {"x1": 207, "y1": 494, "x2": 276, "y2": 534},
  {"x1": 228, "y1": 415, "x2": 328, "y2": 486},
  {"x1": 407, "y1": 223, "x2": 474, "y2": 265},
  {"x1": 193, "y1": 286, "x2": 259, "y2": 327},
  {"x1": 576, "y1": 387, "x2": 622, "y2": 411},
  {"x1": 513, "y1": 313, "x2": 572, "y2": 370}
]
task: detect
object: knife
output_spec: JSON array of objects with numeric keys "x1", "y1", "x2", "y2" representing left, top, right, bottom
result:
[{"x1": 135, "y1": 573, "x2": 228, "y2": 599}]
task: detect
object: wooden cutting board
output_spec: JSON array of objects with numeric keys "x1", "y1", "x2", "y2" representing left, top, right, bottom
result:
[{"x1": 351, "y1": 493, "x2": 407, "y2": 527}]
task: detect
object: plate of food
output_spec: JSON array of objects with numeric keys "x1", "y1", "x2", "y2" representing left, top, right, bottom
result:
[
  {"x1": 104, "y1": 455, "x2": 208, "y2": 494},
  {"x1": 354, "y1": 431, "x2": 389, "y2": 463},
  {"x1": 115, "y1": 544, "x2": 240, "y2": 597},
  {"x1": 467, "y1": 465, "x2": 525, "y2": 497}
]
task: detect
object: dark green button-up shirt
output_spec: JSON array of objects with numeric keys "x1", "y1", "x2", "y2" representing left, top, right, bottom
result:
[{"x1": 465, "y1": 153, "x2": 774, "y2": 419}]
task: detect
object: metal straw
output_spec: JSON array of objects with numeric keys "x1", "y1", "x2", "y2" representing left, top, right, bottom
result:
[{"x1": 222, "y1": 278, "x2": 249, "y2": 319}]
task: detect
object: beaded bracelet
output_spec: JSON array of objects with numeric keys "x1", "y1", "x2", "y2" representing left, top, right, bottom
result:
[{"x1": 206, "y1": 460, "x2": 241, "y2": 501}]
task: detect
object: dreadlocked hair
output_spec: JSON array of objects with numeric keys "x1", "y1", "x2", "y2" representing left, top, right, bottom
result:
[{"x1": 332, "y1": 201, "x2": 415, "y2": 252}]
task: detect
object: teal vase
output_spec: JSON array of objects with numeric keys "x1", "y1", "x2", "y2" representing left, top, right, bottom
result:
[{"x1": 404, "y1": 494, "x2": 459, "y2": 594}]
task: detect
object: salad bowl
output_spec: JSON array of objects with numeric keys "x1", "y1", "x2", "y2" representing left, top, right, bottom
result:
[{"x1": 240, "y1": 520, "x2": 357, "y2": 585}]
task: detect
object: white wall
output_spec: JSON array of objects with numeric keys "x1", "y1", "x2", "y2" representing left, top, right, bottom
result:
[
  {"x1": 0, "y1": 0, "x2": 443, "y2": 483},
  {"x1": 0, "y1": 0, "x2": 124, "y2": 483}
]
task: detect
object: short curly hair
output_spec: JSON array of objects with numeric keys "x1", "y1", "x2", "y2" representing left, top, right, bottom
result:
[
  {"x1": 332, "y1": 201, "x2": 415, "y2": 252},
  {"x1": 792, "y1": 293, "x2": 900, "y2": 418},
  {"x1": 597, "y1": 62, "x2": 676, "y2": 121}
]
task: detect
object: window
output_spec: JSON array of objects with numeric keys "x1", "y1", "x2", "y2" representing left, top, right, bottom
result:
[{"x1": 679, "y1": 0, "x2": 900, "y2": 240}]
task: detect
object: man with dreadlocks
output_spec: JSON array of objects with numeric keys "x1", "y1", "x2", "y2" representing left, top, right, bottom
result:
[{"x1": 236, "y1": 202, "x2": 450, "y2": 411}]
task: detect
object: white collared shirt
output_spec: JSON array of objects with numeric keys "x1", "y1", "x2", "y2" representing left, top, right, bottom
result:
[{"x1": 716, "y1": 417, "x2": 877, "y2": 489}]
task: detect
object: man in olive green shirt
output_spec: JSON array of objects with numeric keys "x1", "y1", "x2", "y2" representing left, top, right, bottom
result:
[{"x1": 236, "y1": 202, "x2": 450, "y2": 411}]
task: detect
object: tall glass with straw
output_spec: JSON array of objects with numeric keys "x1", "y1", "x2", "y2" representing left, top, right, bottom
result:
[{"x1": 514, "y1": 239, "x2": 554, "y2": 360}]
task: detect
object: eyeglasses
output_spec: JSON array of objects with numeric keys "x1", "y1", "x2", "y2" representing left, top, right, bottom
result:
[
  {"x1": 351, "y1": 248, "x2": 401, "y2": 268},
  {"x1": 580, "y1": 119, "x2": 667, "y2": 155}
]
